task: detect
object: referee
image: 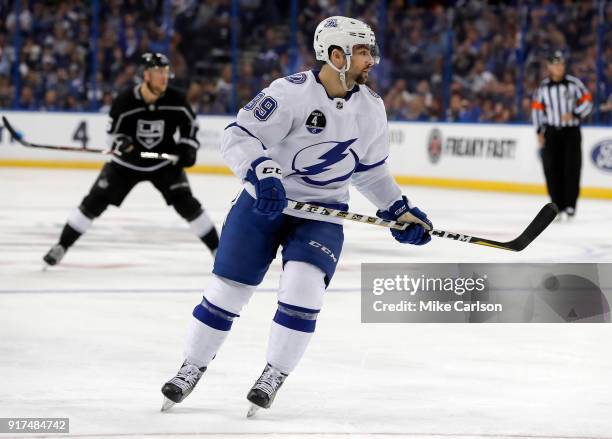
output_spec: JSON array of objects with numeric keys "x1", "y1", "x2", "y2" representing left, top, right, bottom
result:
[{"x1": 532, "y1": 50, "x2": 593, "y2": 220}]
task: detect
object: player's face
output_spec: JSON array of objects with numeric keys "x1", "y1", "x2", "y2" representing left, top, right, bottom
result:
[
  {"x1": 349, "y1": 45, "x2": 375, "y2": 85},
  {"x1": 144, "y1": 66, "x2": 170, "y2": 95}
]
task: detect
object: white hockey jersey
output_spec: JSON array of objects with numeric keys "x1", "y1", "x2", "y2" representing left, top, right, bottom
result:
[{"x1": 221, "y1": 70, "x2": 402, "y2": 223}]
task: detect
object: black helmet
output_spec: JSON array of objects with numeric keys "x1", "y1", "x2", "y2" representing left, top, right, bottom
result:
[
  {"x1": 547, "y1": 50, "x2": 565, "y2": 64},
  {"x1": 140, "y1": 52, "x2": 170, "y2": 70}
]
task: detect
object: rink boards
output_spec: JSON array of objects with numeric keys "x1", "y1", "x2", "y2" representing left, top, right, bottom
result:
[{"x1": 0, "y1": 111, "x2": 610, "y2": 198}]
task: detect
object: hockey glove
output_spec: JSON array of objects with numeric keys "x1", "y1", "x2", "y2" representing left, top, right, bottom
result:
[
  {"x1": 245, "y1": 157, "x2": 287, "y2": 218},
  {"x1": 176, "y1": 143, "x2": 197, "y2": 168},
  {"x1": 111, "y1": 134, "x2": 137, "y2": 159},
  {"x1": 376, "y1": 196, "x2": 433, "y2": 245}
]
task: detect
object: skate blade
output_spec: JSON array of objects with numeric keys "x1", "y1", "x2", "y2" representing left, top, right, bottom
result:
[
  {"x1": 161, "y1": 397, "x2": 176, "y2": 412},
  {"x1": 246, "y1": 404, "x2": 260, "y2": 418}
]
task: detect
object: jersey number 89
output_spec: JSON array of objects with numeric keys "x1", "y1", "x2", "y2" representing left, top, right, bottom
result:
[{"x1": 244, "y1": 92, "x2": 278, "y2": 121}]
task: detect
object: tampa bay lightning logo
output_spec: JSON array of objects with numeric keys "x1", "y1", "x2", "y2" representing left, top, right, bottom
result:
[
  {"x1": 591, "y1": 139, "x2": 612, "y2": 173},
  {"x1": 284, "y1": 73, "x2": 307, "y2": 84},
  {"x1": 288, "y1": 139, "x2": 359, "y2": 186}
]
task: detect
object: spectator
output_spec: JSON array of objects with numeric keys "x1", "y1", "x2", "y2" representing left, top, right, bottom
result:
[
  {"x1": 98, "y1": 91, "x2": 113, "y2": 113},
  {"x1": 215, "y1": 63, "x2": 233, "y2": 114},
  {"x1": 0, "y1": 0, "x2": 604, "y2": 123},
  {"x1": 0, "y1": 75, "x2": 13, "y2": 108},
  {"x1": 41, "y1": 89, "x2": 60, "y2": 111},
  {"x1": 17, "y1": 85, "x2": 37, "y2": 110}
]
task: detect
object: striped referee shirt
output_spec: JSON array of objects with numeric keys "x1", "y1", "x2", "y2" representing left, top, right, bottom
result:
[{"x1": 531, "y1": 75, "x2": 593, "y2": 133}]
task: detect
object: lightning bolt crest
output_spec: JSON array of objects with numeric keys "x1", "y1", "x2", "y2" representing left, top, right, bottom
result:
[{"x1": 293, "y1": 139, "x2": 358, "y2": 176}]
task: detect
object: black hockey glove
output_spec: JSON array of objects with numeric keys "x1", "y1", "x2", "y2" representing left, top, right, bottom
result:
[
  {"x1": 111, "y1": 135, "x2": 137, "y2": 159},
  {"x1": 176, "y1": 143, "x2": 197, "y2": 168}
]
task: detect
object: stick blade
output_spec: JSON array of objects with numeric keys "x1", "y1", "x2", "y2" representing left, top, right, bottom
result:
[
  {"x1": 2, "y1": 116, "x2": 24, "y2": 140},
  {"x1": 504, "y1": 203, "x2": 558, "y2": 251}
]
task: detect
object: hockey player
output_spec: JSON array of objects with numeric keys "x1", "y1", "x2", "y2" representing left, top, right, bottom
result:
[
  {"x1": 43, "y1": 53, "x2": 219, "y2": 266},
  {"x1": 161, "y1": 17, "x2": 432, "y2": 416}
]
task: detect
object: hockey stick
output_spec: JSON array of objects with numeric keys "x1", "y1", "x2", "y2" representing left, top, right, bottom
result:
[
  {"x1": 3, "y1": 116, "x2": 179, "y2": 162},
  {"x1": 2, "y1": 115, "x2": 110, "y2": 154},
  {"x1": 140, "y1": 151, "x2": 179, "y2": 163},
  {"x1": 287, "y1": 200, "x2": 558, "y2": 252}
]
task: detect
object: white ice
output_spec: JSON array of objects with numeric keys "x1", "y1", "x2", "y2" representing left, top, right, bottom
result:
[{"x1": 1, "y1": 168, "x2": 611, "y2": 439}]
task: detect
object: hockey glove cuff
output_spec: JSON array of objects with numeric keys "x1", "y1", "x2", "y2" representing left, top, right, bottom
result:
[
  {"x1": 376, "y1": 196, "x2": 433, "y2": 245},
  {"x1": 245, "y1": 157, "x2": 287, "y2": 218}
]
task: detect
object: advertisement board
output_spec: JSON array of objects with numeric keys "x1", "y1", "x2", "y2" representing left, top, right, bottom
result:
[{"x1": 1, "y1": 112, "x2": 610, "y2": 198}]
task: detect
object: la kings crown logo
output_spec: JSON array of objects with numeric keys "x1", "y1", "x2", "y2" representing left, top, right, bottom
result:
[{"x1": 137, "y1": 119, "x2": 165, "y2": 149}]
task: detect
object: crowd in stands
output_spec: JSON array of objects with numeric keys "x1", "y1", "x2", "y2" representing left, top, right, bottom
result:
[{"x1": 0, "y1": 0, "x2": 610, "y2": 124}]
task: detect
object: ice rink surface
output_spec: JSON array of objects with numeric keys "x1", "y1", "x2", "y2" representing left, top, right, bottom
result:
[{"x1": 1, "y1": 168, "x2": 611, "y2": 439}]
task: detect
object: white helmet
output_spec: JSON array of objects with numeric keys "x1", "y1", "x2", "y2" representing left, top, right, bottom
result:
[{"x1": 313, "y1": 16, "x2": 380, "y2": 91}]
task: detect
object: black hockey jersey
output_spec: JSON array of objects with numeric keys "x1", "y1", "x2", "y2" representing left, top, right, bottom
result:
[{"x1": 107, "y1": 85, "x2": 199, "y2": 171}]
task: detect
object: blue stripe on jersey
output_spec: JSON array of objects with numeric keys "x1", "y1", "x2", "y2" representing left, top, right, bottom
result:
[
  {"x1": 355, "y1": 157, "x2": 387, "y2": 172},
  {"x1": 225, "y1": 122, "x2": 268, "y2": 149}
]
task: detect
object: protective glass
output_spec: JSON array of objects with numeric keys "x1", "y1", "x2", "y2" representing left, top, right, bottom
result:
[
  {"x1": 352, "y1": 44, "x2": 381, "y2": 64},
  {"x1": 370, "y1": 44, "x2": 381, "y2": 64}
]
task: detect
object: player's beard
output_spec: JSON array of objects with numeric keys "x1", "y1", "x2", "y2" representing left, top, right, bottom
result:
[
  {"x1": 146, "y1": 80, "x2": 167, "y2": 97},
  {"x1": 353, "y1": 70, "x2": 369, "y2": 85},
  {"x1": 356, "y1": 72, "x2": 368, "y2": 84}
]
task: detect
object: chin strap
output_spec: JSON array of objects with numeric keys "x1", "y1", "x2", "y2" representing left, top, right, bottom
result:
[{"x1": 326, "y1": 55, "x2": 353, "y2": 92}]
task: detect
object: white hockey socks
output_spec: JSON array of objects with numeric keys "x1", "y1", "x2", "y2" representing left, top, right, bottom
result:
[
  {"x1": 188, "y1": 211, "x2": 215, "y2": 238},
  {"x1": 184, "y1": 275, "x2": 255, "y2": 368},
  {"x1": 67, "y1": 207, "x2": 93, "y2": 234},
  {"x1": 266, "y1": 261, "x2": 326, "y2": 374},
  {"x1": 266, "y1": 318, "x2": 316, "y2": 374},
  {"x1": 184, "y1": 312, "x2": 231, "y2": 368}
]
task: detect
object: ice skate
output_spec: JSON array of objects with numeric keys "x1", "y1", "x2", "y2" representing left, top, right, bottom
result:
[
  {"x1": 43, "y1": 244, "x2": 66, "y2": 267},
  {"x1": 160, "y1": 361, "x2": 206, "y2": 412},
  {"x1": 246, "y1": 363, "x2": 287, "y2": 417}
]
